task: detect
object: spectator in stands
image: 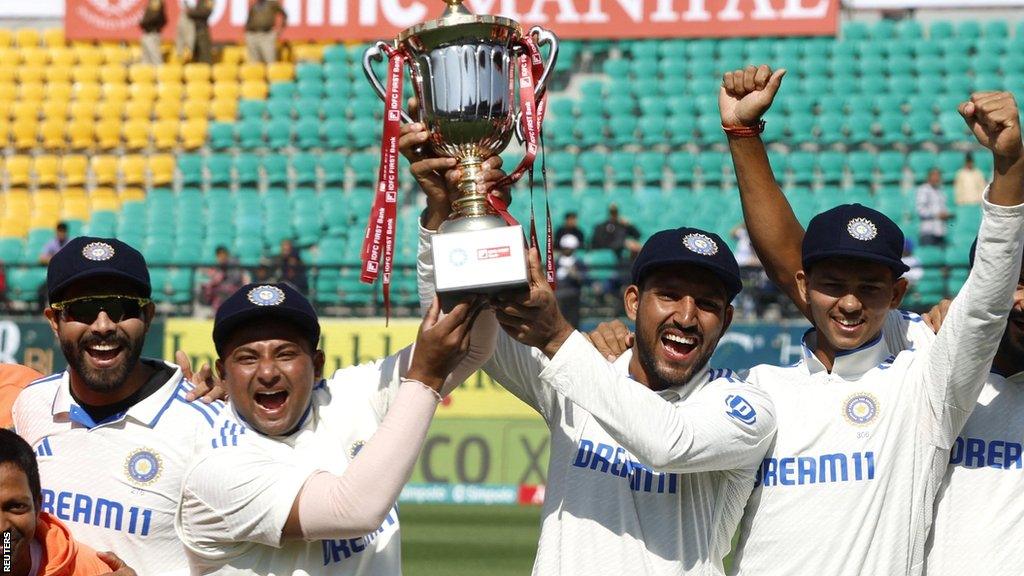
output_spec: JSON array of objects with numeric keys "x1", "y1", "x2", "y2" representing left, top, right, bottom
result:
[
  {"x1": 554, "y1": 211, "x2": 585, "y2": 249},
  {"x1": 245, "y1": 0, "x2": 287, "y2": 63},
  {"x1": 916, "y1": 167, "x2": 952, "y2": 247},
  {"x1": 590, "y1": 203, "x2": 641, "y2": 258},
  {"x1": 175, "y1": 0, "x2": 196, "y2": 61},
  {"x1": 200, "y1": 246, "x2": 246, "y2": 312},
  {"x1": 902, "y1": 238, "x2": 924, "y2": 287},
  {"x1": 139, "y1": 0, "x2": 167, "y2": 65},
  {"x1": 187, "y1": 0, "x2": 214, "y2": 64},
  {"x1": 0, "y1": 429, "x2": 136, "y2": 575},
  {"x1": 555, "y1": 235, "x2": 588, "y2": 329},
  {"x1": 954, "y1": 153, "x2": 987, "y2": 206},
  {"x1": 271, "y1": 239, "x2": 309, "y2": 295},
  {"x1": 1, "y1": 364, "x2": 42, "y2": 429},
  {"x1": 38, "y1": 222, "x2": 69, "y2": 266}
]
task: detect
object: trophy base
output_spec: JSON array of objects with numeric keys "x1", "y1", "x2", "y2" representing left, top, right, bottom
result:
[{"x1": 431, "y1": 224, "x2": 528, "y2": 301}]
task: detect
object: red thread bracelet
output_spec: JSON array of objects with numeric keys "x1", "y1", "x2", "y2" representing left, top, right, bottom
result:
[{"x1": 722, "y1": 120, "x2": 766, "y2": 138}]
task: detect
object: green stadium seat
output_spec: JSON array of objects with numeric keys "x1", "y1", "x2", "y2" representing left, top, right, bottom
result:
[
  {"x1": 630, "y1": 60, "x2": 659, "y2": 79},
  {"x1": 912, "y1": 39, "x2": 942, "y2": 58},
  {"x1": 636, "y1": 152, "x2": 664, "y2": 185},
  {"x1": 785, "y1": 115, "x2": 815, "y2": 146},
  {"x1": 293, "y1": 118, "x2": 322, "y2": 150},
  {"x1": 929, "y1": 21, "x2": 955, "y2": 40},
  {"x1": 575, "y1": 116, "x2": 605, "y2": 148},
  {"x1": 320, "y1": 96, "x2": 348, "y2": 121},
  {"x1": 269, "y1": 82, "x2": 297, "y2": 100},
  {"x1": 322, "y1": 118, "x2": 348, "y2": 148},
  {"x1": 629, "y1": 79, "x2": 660, "y2": 99},
  {"x1": 176, "y1": 153, "x2": 202, "y2": 186},
  {"x1": 238, "y1": 99, "x2": 267, "y2": 120},
  {"x1": 578, "y1": 151, "x2": 608, "y2": 185},
  {"x1": 697, "y1": 151, "x2": 725, "y2": 185},
  {"x1": 870, "y1": 19, "x2": 896, "y2": 40},
  {"x1": 943, "y1": 75, "x2": 973, "y2": 96},
  {"x1": 895, "y1": 19, "x2": 924, "y2": 39},
  {"x1": 816, "y1": 151, "x2": 845, "y2": 184},
  {"x1": 667, "y1": 151, "x2": 696, "y2": 184},
  {"x1": 937, "y1": 151, "x2": 964, "y2": 180},
  {"x1": 234, "y1": 153, "x2": 261, "y2": 186},
  {"x1": 206, "y1": 154, "x2": 232, "y2": 186},
  {"x1": 602, "y1": 58, "x2": 629, "y2": 78},
  {"x1": 0, "y1": 238, "x2": 24, "y2": 264},
  {"x1": 603, "y1": 93, "x2": 634, "y2": 117},
  {"x1": 957, "y1": 21, "x2": 982, "y2": 39},
  {"x1": 788, "y1": 152, "x2": 815, "y2": 185},
  {"x1": 236, "y1": 119, "x2": 265, "y2": 149},
  {"x1": 318, "y1": 153, "x2": 345, "y2": 185},
  {"x1": 938, "y1": 112, "x2": 971, "y2": 144},
  {"x1": 638, "y1": 116, "x2": 667, "y2": 147},
  {"x1": 208, "y1": 122, "x2": 235, "y2": 150},
  {"x1": 266, "y1": 119, "x2": 292, "y2": 149},
  {"x1": 323, "y1": 79, "x2": 353, "y2": 100},
  {"x1": 546, "y1": 151, "x2": 575, "y2": 186},
  {"x1": 348, "y1": 152, "x2": 378, "y2": 185},
  {"x1": 908, "y1": 151, "x2": 937, "y2": 181},
  {"x1": 297, "y1": 79, "x2": 325, "y2": 99},
  {"x1": 610, "y1": 152, "x2": 635, "y2": 185},
  {"x1": 262, "y1": 155, "x2": 288, "y2": 186},
  {"x1": 696, "y1": 115, "x2": 723, "y2": 146},
  {"x1": 348, "y1": 117, "x2": 379, "y2": 148},
  {"x1": 985, "y1": 21, "x2": 1009, "y2": 38},
  {"x1": 291, "y1": 153, "x2": 318, "y2": 185},
  {"x1": 267, "y1": 99, "x2": 293, "y2": 120}
]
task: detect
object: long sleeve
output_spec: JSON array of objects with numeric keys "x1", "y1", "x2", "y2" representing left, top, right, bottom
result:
[
  {"x1": 920, "y1": 191, "x2": 1024, "y2": 448},
  {"x1": 540, "y1": 331, "x2": 776, "y2": 473}
]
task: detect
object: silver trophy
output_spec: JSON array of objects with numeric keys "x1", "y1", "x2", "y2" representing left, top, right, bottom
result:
[{"x1": 364, "y1": 0, "x2": 558, "y2": 295}]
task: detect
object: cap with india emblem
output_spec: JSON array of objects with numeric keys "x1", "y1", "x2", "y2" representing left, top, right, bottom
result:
[
  {"x1": 802, "y1": 204, "x2": 910, "y2": 276},
  {"x1": 46, "y1": 236, "x2": 151, "y2": 302},
  {"x1": 213, "y1": 282, "x2": 321, "y2": 356},
  {"x1": 631, "y1": 227, "x2": 743, "y2": 301}
]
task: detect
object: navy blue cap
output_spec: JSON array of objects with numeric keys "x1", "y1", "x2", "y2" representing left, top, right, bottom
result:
[
  {"x1": 213, "y1": 283, "x2": 321, "y2": 356},
  {"x1": 802, "y1": 204, "x2": 910, "y2": 276},
  {"x1": 47, "y1": 236, "x2": 151, "y2": 302},
  {"x1": 631, "y1": 227, "x2": 743, "y2": 301}
]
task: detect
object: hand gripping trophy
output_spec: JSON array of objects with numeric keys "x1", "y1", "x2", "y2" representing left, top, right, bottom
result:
[{"x1": 362, "y1": 0, "x2": 558, "y2": 309}]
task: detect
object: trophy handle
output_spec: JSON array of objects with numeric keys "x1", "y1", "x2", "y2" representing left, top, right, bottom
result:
[
  {"x1": 513, "y1": 27, "x2": 559, "y2": 144},
  {"x1": 362, "y1": 41, "x2": 414, "y2": 124}
]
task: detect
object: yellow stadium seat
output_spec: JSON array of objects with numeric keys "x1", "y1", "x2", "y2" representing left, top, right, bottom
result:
[
  {"x1": 153, "y1": 99, "x2": 181, "y2": 121},
  {"x1": 43, "y1": 29, "x2": 65, "y2": 48},
  {"x1": 90, "y1": 188, "x2": 121, "y2": 212},
  {"x1": 62, "y1": 196, "x2": 91, "y2": 222},
  {"x1": 120, "y1": 154, "x2": 147, "y2": 186},
  {"x1": 100, "y1": 64, "x2": 128, "y2": 85},
  {"x1": 152, "y1": 119, "x2": 179, "y2": 150},
  {"x1": 184, "y1": 81, "x2": 213, "y2": 102},
  {"x1": 211, "y1": 80, "x2": 240, "y2": 102},
  {"x1": 74, "y1": 46, "x2": 104, "y2": 67},
  {"x1": 66, "y1": 120, "x2": 94, "y2": 151},
  {"x1": 90, "y1": 155, "x2": 119, "y2": 186},
  {"x1": 61, "y1": 155, "x2": 88, "y2": 186},
  {"x1": 119, "y1": 187, "x2": 146, "y2": 203},
  {"x1": 21, "y1": 48, "x2": 47, "y2": 66},
  {"x1": 124, "y1": 100, "x2": 153, "y2": 121},
  {"x1": 45, "y1": 64, "x2": 74, "y2": 83},
  {"x1": 129, "y1": 64, "x2": 157, "y2": 85},
  {"x1": 46, "y1": 82, "x2": 74, "y2": 102},
  {"x1": 239, "y1": 63, "x2": 265, "y2": 82},
  {"x1": 103, "y1": 83, "x2": 130, "y2": 104},
  {"x1": 33, "y1": 155, "x2": 60, "y2": 187},
  {"x1": 101, "y1": 44, "x2": 132, "y2": 66},
  {"x1": 179, "y1": 118, "x2": 208, "y2": 150},
  {"x1": 95, "y1": 100, "x2": 124, "y2": 121},
  {"x1": 39, "y1": 119, "x2": 67, "y2": 152},
  {"x1": 11, "y1": 118, "x2": 38, "y2": 151},
  {"x1": 241, "y1": 80, "x2": 268, "y2": 100},
  {"x1": 210, "y1": 98, "x2": 237, "y2": 122},
  {"x1": 212, "y1": 63, "x2": 238, "y2": 83},
  {"x1": 17, "y1": 65, "x2": 45, "y2": 84},
  {"x1": 5, "y1": 156, "x2": 31, "y2": 186},
  {"x1": 122, "y1": 119, "x2": 150, "y2": 150},
  {"x1": 157, "y1": 64, "x2": 183, "y2": 84},
  {"x1": 0, "y1": 65, "x2": 14, "y2": 83},
  {"x1": 182, "y1": 99, "x2": 210, "y2": 120},
  {"x1": 94, "y1": 119, "x2": 121, "y2": 151},
  {"x1": 49, "y1": 48, "x2": 75, "y2": 66},
  {"x1": 0, "y1": 82, "x2": 15, "y2": 102},
  {"x1": 184, "y1": 63, "x2": 211, "y2": 83},
  {"x1": 0, "y1": 49, "x2": 16, "y2": 67},
  {"x1": 0, "y1": 31, "x2": 12, "y2": 49},
  {"x1": 130, "y1": 83, "x2": 158, "y2": 102},
  {"x1": 222, "y1": 45, "x2": 246, "y2": 66},
  {"x1": 19, "y1": 82, "x2": 45, "y2": 102},
  {"x1": 72, "y1": 65, "x2": 100, "y2": 84},
  {"x1": 74, "y1": 82, "x2": 103, "y2": 102},
  {"x1": 292, "y1": 43, "x2": 324, "y2": 62},
  {"x1": 68, "y1": 101, "x2": 94, "y2": 121},
  {"x1": 11, "y1": 101, "x2": 41, "y2": 122},
  {"x1": 15, "y1": 29, "x2": 41, "y2": 48},
  {"x1": 267, "y1": 62, "x2": 294, "y2": 82},
  {"x1": 148, "y1": 154, "x2": 175, "y2": 186},
  {"x1": 158, "y1": 82, "x2": 184, "y2": 102},
  {"x1": 41, "y1": 99, "x2": 69, "y2": 121}
]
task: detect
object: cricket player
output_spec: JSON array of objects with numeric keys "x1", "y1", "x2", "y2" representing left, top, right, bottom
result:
[
  {"x1": 718, "y1": 66, "x2": 1024, "y2": 575},
  {"x1": 925, "y1": 242, "x2": 1024, "y2": 575},
  {"x1": 404, "y1": 128, "x2": 776, "y2": 574},
  {"x1": 12, "y1": 237, "x2": 223, "y2": 574},
  {"x1": 175, "y1": 282, "x2": 494, "y2": 574}
]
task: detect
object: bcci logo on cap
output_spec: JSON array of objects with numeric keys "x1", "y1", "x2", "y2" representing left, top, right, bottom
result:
[
  {"x1": 247, "y1": 285, "x2": 286, "y2": 306},
  {"x1": 847, "y1": 218, "x2": 878, "y2": 241},
  {"x1": 82, "y1": 242, "x2": 115, "y2": 261},
  {"x1": 683, "y1": 233, "x2": 719, "y2": 256},
  {"x1": 124, "y1": 448, "x2": 162, "y2": 486},
  {"x1": 844, "y1": 393, "x2": 880, "y2": 426}
]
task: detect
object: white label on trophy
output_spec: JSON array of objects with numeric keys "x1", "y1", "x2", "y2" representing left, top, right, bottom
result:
[{"x1": 432, "y1": 225, "x2": 528, "y2": 293}]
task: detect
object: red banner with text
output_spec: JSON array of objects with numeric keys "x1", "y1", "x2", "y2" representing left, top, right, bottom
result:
[{"x1": 66, "y1": 0, "x2": 838, "y2": 42}]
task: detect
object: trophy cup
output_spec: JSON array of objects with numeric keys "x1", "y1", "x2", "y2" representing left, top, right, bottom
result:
[{"x1": 362, "y1": 0, "x2": 558, "y2": 298}]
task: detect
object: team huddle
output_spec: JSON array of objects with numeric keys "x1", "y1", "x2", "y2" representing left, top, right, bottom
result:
[{"x1": 4, "y1": 65, "x2": 1023, "y2": 576}]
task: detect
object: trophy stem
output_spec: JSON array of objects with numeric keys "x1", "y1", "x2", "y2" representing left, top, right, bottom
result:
[{"x1": 452, "y1": 157, "x2": 493, "y2": 218}]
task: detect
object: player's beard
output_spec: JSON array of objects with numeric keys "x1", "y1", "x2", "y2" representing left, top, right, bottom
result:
[
  {"x1": 61, "y1": 332, "x2": 143, "y2": 395},
  {"x1": 634, "y1": 326, "x2": 713, "y2": 392}
]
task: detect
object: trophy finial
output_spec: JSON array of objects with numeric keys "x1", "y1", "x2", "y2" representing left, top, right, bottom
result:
[{"x1": 442, "y1": 0, "x2": 473, "y2": 16}]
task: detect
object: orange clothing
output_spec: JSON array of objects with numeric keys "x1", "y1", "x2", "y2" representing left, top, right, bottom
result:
[
  {"x1": 36, "y1": 512, "x2": 112, "y2": 575},
  {"x1": 0, "y1": 364, "x2": 43, "y2": 428}
]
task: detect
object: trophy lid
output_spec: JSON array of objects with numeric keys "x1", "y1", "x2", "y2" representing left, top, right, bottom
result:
[{"x1": 397, "y1": 0, "x2": 522, "y2": 44}]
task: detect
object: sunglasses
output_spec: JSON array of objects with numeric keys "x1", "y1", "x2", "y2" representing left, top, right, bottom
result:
[{"x1": 50, "y1": 295, "x2": 152, "y2": 324}]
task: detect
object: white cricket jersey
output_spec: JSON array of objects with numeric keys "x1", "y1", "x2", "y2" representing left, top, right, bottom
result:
[
  {"x1": 12, "y1": 360, "x2": 221, "y2": 575},
  {"x1": 731, "y1": 197, "x2": 1024, "y2": 576},
  {"x1": 926, "y1": 370, "x2": 1024, "y2": 576},
  {"x1": 175, "y1": 349, "x2": 412, "y2": 576}
]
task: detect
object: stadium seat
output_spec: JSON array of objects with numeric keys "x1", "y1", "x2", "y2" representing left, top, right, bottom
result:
[
  {"x1": 180, "y1": 119, "x2": 208, "y2": 150},
  {"x1": 291, "y1": 153, "x2": 318, "y2": 185},
  {"x1": 236, "y1": 119, "x2": 265, "y2": 149},
  {"x1": 149, "y1": 154, "x2": 175, "y2": 186},
  {"x1": 33, "y1": 155, "x2": 60, "y2": 187},
  {"x1": 4, "y1": 156, "x2": 31, "y2": 187},
  {"x1": 263, "y1": 155, "x2": 289, "y2": 186},
  {"x1": 152, "y1": 119, "x2": 179, "y2": 150},
  {"x1": 234, "y1": 153, "x2": 261, "y2": 186},
  {"x1": 319, "y1": 153, "x2": 346, "y2": 185}
]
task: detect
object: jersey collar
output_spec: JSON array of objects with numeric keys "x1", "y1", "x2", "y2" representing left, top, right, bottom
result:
[
  {"x1": 615, "y1": 348, "x2": 712, "y2": 403},
  {"x1": 52, "y1": 360, "x2": 185, "y2": 429},
  {"x1": 800, "y1": 329, "x2": 888, "y2": 379}
]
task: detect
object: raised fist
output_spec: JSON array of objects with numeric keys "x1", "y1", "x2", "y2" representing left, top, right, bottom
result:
[
  {"x1": 719, "y1": 64, "x2": 787, "y2": 129},
  {"x1": 959, "y1": 92, "x2": 1023, "y2": 161}
]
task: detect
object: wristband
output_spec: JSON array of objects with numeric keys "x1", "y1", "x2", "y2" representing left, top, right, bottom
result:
[
  {"x1": 722, "y1": 120, "x2": 766, "y2": 138},
  {"x1": 402, "y1": 377, "x2": 443, "y2": 402}
]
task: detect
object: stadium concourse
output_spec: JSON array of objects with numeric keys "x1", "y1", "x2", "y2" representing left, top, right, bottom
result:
[{"x1": 0, "y1": 18, "x2": 1015, "y2": 317}]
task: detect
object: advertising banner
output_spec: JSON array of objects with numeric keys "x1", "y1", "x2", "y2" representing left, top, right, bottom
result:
[
  {"x1": 0, "y1": 319, "x2": 165, "y2": 376},
  {"x1": 66, "y1": 0, "x2": 839, "y2": 42},
  {"x1": 844, "y1": 0, "x2": 1024, "y2": 6}
]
